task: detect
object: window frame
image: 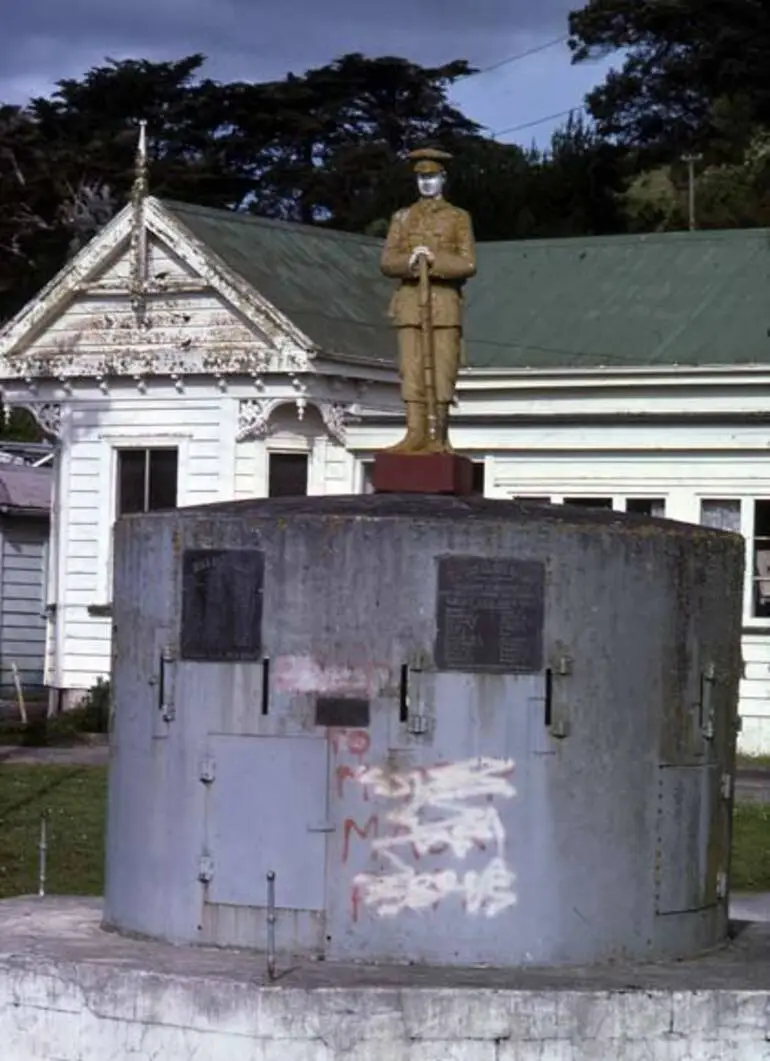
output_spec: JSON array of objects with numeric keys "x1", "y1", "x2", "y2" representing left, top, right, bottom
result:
[
  {"x1": 696, "y1": 495, "x2": 761, "y2": 627},
  {"x1": 624, "y1": 497, "x2": 667, "y2": 517},
  {"x1": 116, "y1": 446, "x2": 179, "y2": 517},
  {"x1": 747, "y1": 499, "x2": 770, "y2": 626},
  {"x1": 357, "y1": 458, "x2": 374, "y2": 495},
  {"x1": 561, "y1": 496, "x2": 614, "y2": 509},
  {"x1": 471, "y1": 460, "x2": 486, "y2": 496},
  {"x1": 95, "y1": 432, "x2": 190, "y2": 605}
]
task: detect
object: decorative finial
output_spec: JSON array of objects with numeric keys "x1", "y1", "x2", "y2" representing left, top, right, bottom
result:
[
  {"x1": 130, "y1": 120, "x2": 149, "y2": 324},
  {"x1": 133, "y1": 120, "x2": 148, "y2": 200}
]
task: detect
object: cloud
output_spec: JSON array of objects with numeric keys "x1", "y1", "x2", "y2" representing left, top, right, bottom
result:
[{"x1": 0, "y1": 0, "x2": 616, "y2": 146}]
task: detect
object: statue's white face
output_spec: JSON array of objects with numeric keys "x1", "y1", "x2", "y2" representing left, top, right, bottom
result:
[{"x1": 417, "y1": 172, "x2": 445, "y2": 199}]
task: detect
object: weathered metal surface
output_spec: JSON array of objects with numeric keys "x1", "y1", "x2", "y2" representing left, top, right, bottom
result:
[
  {"x1": 205, "y1": 735, "x2": 327, "y2": 911},
  {"x1": 106, "y1": 494, "x2": 743, "y2": 967},
  {"x1": 655, "y1": 764, "x2": 720, "y2": 914},
  {"x1": 198, "y1": 901, "x2": 325, "y2": 954}
]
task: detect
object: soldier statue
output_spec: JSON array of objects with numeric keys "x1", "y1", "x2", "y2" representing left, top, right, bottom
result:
[{"x1": 380, "y1": 147, "x2": 476, "y2": 453}]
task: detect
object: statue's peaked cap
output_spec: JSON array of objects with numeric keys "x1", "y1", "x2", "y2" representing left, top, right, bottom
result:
[{"x1": 409, "y1": 147, "x2": 452, "y2": 174}]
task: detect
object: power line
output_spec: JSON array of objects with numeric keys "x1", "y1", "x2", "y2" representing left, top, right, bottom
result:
[
  {"x1": 493, "y1": 105, "x2": 587, "y2": 138},
  {"x1": 468, "y1": 35, "x2": 569, "y2": 77}
]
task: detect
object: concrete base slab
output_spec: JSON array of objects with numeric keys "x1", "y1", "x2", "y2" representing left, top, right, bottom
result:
[
  {"x1": 729, "y1": 891, "x2": 770, "y2": 923},
  {"x1": 1, "y1": 897, "x2": 769, "y2": 1060}
]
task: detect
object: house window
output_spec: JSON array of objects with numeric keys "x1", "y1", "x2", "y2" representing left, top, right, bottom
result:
[
  {"x1": 563, "y1": 497, "x2": 613, "y2": 509},
  {"x1": 269, "y1": 453, "x2": 308, "y2": 497},
  {"x1": 471, "y1": 461, "x2": 485, "y2": 496},
  {"x1": 360, "y1": 461, "x2": 374, "y2": 495},
  {"x1": 626, "y1": 498, "x2": 666, "y2": 517},
  {"x1": 700, "y1": 498, "x2": 741, "y2": 533},
  {"x1": 117, "y1": 448, "x2": 178, "y2": 516},
  {"x1": 753, "y1": 501, "x2": 770, "y2": 618}
]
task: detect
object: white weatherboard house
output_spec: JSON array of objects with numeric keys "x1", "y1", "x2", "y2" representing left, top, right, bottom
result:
[{"x1": 2, "y1": 177, "x2": 770, "y2": 752}]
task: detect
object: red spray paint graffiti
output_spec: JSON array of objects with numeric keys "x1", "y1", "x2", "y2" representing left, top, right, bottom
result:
[{"x1": 342, "y1": 815, "x2": 379, "y2": 862}]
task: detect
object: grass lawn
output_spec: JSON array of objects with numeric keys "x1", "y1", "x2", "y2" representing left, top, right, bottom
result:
[
  {"x1": 0, "y1": 765, "x2": 769, "y2": 898},
  {"x1": 0, "y1": 765, "x2": 106, "y2": 899},
  {"x1": 737, "y1": 754, "x2": 770, "y2": 770},
  {"x1": 731, "y1": 803, "x2": 770, "y2": 892}
]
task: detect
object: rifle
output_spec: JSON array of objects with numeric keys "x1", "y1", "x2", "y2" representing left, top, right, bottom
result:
[{"x1": 418, "y1": 254, "x2": 438, "y2": 445}]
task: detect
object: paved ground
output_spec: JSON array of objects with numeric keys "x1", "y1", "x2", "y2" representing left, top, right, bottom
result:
[
  {"x1": 735, "y1": 768, "x2": 770, "y2": 804},
  {"x1": 0, "y1": 741, "x2": 109, "y2": 766},
  {"x1": 730, "y1": 891, "x2": 770, "y2": 922}
]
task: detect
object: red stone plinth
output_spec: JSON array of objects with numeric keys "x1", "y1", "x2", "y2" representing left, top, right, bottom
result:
[{"x1": 372, "y1": 452, "x2": 474, "y2": 495}]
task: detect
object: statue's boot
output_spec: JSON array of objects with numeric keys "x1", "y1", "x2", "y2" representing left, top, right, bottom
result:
[
  {"x1": 384, "y1": 401, "x2": 427, "y2": 453},
  {"x1": 428, "y1": 402, "x2": 453, "y2": 453}
]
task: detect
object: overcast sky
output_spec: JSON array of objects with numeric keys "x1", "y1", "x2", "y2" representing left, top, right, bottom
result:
[{"x1": 0, "y1": 0, "x2": 618, "y2": 147}]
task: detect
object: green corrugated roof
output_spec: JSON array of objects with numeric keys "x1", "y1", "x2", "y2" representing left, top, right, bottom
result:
[
  {"x1": 164, "y1": 200, "x2": 391, "y2": 363},
  {"x1": 164, "y1": 199, "x2": 770, "y2": 370}
]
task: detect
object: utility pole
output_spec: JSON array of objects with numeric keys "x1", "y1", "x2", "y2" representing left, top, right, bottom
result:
[{"x1": 681, "y1": 153, "x2": 703, "y2": 231}]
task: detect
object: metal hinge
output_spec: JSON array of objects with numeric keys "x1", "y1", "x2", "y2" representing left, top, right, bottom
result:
[
  {"x1": 555, "y1": 656, "x2": 573, "y2": 677},
  {"x1": 721, "y1": 772, "x2": 733, "y2": 800},
  {"x1": 544, "y1": 654, "x2": 572, "y2": 739},
  {"x1": 199, "y1": 756, "x2": 216, "y2": 784},
  {"x1": 716, "y1": 870, "x2": 728, "y2": 901},
  {"x1": 700, "y1": 663, "x2": 716, "y2": 740},
  {"x1": 159, "y1": 645, "x2": 177, "y2": 723},
  {"x1": 407, "y1": 714, "x2": 431, "y2": 736},
  {"x1": 198, "y1": 854, "x2": 215, "y2": 883}
]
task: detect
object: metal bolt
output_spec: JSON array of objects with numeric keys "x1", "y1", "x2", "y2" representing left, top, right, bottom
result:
[
  {"x1": 267, "y1": 870, "x2": 276, "y2": 982},
  {"x1": 38, "y1": 812, "x2": 48, "y2": 898}
]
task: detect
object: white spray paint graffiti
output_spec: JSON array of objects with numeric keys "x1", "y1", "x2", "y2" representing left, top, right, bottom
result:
[{"x1": 351, "y1": 757, "x2": 517, "y2": 917}]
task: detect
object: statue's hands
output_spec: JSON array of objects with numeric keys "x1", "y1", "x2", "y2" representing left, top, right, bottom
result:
[{"x1": 409, "y1": 245, "x2": 434, "y2": 272}]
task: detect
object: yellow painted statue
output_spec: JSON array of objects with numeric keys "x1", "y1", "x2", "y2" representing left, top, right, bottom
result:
[{"x1": 380, "y1": 147, "x2": 476, "y2": 453}]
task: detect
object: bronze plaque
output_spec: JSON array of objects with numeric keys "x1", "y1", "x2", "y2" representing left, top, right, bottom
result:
[
  {"x1": 435, "y1": 556, "x2": 545, "y2": 673},
  {"x1": 181, "y1": 549, "x2": 264, "y2": 662}
]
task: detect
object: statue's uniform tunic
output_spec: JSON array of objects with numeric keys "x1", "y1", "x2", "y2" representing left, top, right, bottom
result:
[{"x1": 380, "y1": 197, "x2": 476, "y2": 405}]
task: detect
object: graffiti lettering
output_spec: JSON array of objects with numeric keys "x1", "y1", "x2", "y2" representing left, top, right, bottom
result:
[
  {"x1": 354, "y1": 855, "x2": 516, "y2": 918},
  {"x1": 342, "y1": 815, "x2": 379, "y2": 862},
  {"x1": 346, "y1": 730, "x2": 370, "y2": 757},
  {"x1": 355, "y1": 758, "x2": 514, "y2": 804},
  {"x1": 329, "y1": 729, "x2": 371, "y2": 759},
  {"x1": 336, "y1": 764, "x2": 371, "y2": 801},
  {"x1": 351, "y1": 757, "x2": 517, "y2": 918}
]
